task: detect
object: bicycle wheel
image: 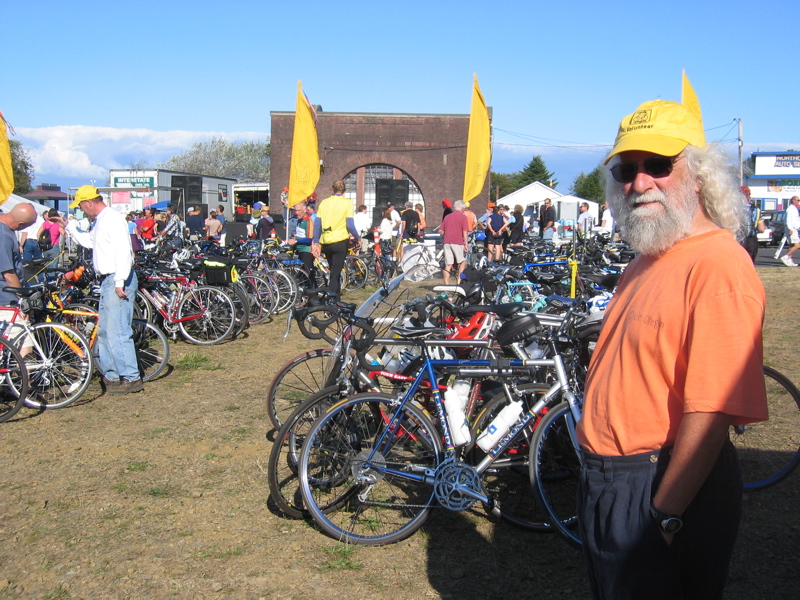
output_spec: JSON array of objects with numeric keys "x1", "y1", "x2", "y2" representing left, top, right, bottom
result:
[
  {"x1": 468, "y1": 384, "x2": 553, "y2": 532},
  {"x1": 529, "y1": 401, "x2": 582, "y2": 548},
  {"x1": 239, "y1": 273, "x2": 276, "y2": 324},
  {"x1": 267, "y1": 348, "x2": 333, "y2": 430},
  {"x1": 0, "y1": 337, "x2": 29, "y2": 423},
  {"x1": 265, "y1": 268, "x2": 299, "y2": 314},
  {"x1": 176, "y1": 285, "x2": 236, "y2": 345},
  {"x1": 22, "y1": 322, "x2": 94, "y2": 409},
  {"x1": 299, "y1": 393, "x2": 442, "y2": 545},
  {"x1": 134, "y1": 289, "x2": 154, "y2": 323},
  {"x1": 343, "y1": 256, "x2": 368, "y2": 291},
  {"x1": 732, "y1": 365, "x2": 800, "y2": 490},
  {"x1": 220, "y1": 283, "x2": 249, "y2": 338},
  {"x1": 132, "y1": 319, "x2": 170, "y2": 382},
  {"x1": 267, "y1": 385, "x2": 344, "y2": 518}
]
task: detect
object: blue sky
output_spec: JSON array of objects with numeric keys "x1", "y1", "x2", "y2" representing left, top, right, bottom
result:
[{"x1": 4, "y1": 0, "x2": 798, "y2": 195}]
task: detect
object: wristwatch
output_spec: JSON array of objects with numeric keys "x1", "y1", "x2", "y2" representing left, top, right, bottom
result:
[{"x1": 650, "y1": 505, "x2": 683, "y2": 534}]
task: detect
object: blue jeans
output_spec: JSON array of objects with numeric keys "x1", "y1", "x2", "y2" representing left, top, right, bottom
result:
[
  {"x1": 23, "y1": 239, "x2": 42, "y2": 261},
  {"x1": 97, "y1": 272, "x2": 139, "y2": 382}
]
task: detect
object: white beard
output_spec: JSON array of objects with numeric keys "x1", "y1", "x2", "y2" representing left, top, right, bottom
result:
[{"x1": 609, "y1": 179, "x2": 699, "y2": 256}]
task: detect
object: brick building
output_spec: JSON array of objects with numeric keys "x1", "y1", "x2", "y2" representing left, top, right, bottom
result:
[{"x1": 269, "y1": 110, "x2": 491, "y2": 228}]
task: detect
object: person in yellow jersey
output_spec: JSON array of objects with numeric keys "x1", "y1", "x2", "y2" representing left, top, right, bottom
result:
[{"x1": 311, "y1": 180, "x2": 360, "y2": 298}]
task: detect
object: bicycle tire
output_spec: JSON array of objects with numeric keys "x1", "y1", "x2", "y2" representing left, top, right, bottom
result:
[
  {"x1": 134, "y1": 289, "x2": 154, "y2": 323},
  {"x1": 343, "y1": 256, "x2": 368, "y2": 291},
  {"x1": 0, "y1": 336, "x2": 29, "y2": 423},
  {"x1": 132, "y1": 319, "x2": 170, "y2": 382},
  {"x1": 468, "y1": 384, "x2": 554, "y2": 532},
  {"x1": 239, "y1": 273, "x2": 276, "y2": 324},
  {"x1": 176, "y1": 285, "x2": 236, "y2": 345},
  {"x1": 267, "y1": 385, "x2": 345, "y2": 518},
  {"x1": 21, "y1": 322, "x2": 94, "y2": 409},
  {"x1": 528, "y1": 401, "x2": 582, "y2": 548},
  {"x1": 266, "y1": 348, "x2": 334, "y2": 430},
  {"x1": 266, "y1": 268, "x2": 299, "y2": 314},
  {"x1": 299, "y1": 393, "x2": 442, "y2": 546},
  {"x1": 732, "y1": 365, "x2": 800, "y2": 491},
  {"x1": 220, "y1": 283, "x2": 250, "y2": 338}
]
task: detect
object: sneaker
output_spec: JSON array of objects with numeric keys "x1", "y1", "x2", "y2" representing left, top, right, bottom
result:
[
  {"x1": 107, "y1": 378, "x2": 144, "y2": 394},
  {"x1": 780, "y1": 255, "x2": 798, "y2": 267}
]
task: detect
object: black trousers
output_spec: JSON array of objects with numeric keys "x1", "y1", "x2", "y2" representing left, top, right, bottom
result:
[
  {"x1": 577, "y1": 440, "x2": 742, "y2": 600},
  {"x1": 321, "y1": 239, "x2": 348, "y2": 299}
]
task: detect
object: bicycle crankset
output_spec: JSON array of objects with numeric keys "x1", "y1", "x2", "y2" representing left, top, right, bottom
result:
[{"x1": 433, "y1": 458, "x2": 485, "y2": 511}]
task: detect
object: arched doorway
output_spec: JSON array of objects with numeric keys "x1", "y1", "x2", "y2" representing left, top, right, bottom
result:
[{"x1": 343, "y1": 164, "x2": 423, "y2": 226}]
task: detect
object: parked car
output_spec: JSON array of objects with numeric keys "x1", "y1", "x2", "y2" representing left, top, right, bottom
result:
[
  {"x1": 764, "y1": 210, "x2": 786, "y2": 246},
  {"x1": 757, "y1": 227, "x2": 773, "y2": 247}
]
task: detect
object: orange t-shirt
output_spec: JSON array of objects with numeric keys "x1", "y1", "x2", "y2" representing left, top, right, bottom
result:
[
  {"x1": 464, "y1": 210, "x2": 477, "y2": 232},
  {"x1": 576, "y1": 229, "x2": 768, "y2": 456}
]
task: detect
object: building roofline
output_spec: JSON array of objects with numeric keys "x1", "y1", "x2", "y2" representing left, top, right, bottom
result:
[
  {"x1": 751, "y1": 151, "x2": 800, "y2": 157},
  {"x1": 270, "y1": 110, "x2": 472, "y2": 119},
  {"x1": 107, "y1": 168, "x2": 237, "y2": 181}
]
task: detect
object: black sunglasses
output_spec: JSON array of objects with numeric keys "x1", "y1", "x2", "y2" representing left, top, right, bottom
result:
[{"x1": 610, "y1": 156, "x2": 680, "y2": 184}]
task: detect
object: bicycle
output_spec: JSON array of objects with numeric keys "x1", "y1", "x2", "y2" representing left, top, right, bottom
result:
[
  {"x1": 136, "y1": 269, "x2": 236, "y2": 345},
  {"x1": 0, "y1": 286, "x2": 94, "y2": 409},
  {"x1": 295, "y1": 317, "x2": 584, "y2": 545},
  {"x1": 401, "y1": 241, "x2": 442, "y2": 282}
]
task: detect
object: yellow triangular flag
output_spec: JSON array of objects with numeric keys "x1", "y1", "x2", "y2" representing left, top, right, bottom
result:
[
  {"x1": 462, "y1": 74, "x2": 491, "y2": 203},
  {"x1": 0, "y1": 111, "x2": 13, "y2": 205},
  {"x1": 681, "y1": 70, "x2": 703, "y2": 126},
  {"x1": 288, "y1": 81, "x2": 320, "y2": 208}
]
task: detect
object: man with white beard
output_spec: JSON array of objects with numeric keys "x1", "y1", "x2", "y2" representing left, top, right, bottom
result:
[{"x1": 575, "y1": 87, "x2": 769, "y2": 600}]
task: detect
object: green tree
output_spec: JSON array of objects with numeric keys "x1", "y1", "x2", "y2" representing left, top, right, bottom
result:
[
  {"x1": 163, "y1": 138, "x2": 270, "y2": 182},
  {"x1": 10, "y1": 139, "x2": 34, "y2": 194},
  {"x1": 490, "y1": 171, "x2": 517, "y2": 200},
  {"x1": 515, "y1": 155, "x2": 557, "y2": 189},
  {"x1": 571, "y1": 166, "x2": 605, "y2": 204}
]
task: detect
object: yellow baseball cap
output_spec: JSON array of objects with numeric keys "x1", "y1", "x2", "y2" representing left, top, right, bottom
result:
[
  {"x1": 70, "y1": 185, "x2": 101, "y2": 209},
  {"x1": 605, "y1": 100, "x2": 706, "y2": 164}
]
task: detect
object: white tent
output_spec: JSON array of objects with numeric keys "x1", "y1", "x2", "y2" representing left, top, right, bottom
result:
[
  {"x1": 497, "y1": 181, "x2": 563, "y2": 210},
  {"x1": 1, "y1": 193, "x2": 51, "y2": 215}
]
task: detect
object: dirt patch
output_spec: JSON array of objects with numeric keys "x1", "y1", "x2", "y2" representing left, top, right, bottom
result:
[{"x1": 0, "y1": 272, "x2": 798, "y2": 599}]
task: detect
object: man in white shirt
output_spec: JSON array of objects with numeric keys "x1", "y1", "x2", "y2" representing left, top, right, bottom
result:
[
  {"x1": 600, "y1": 205, "x2": 615, "y2": 237},
  {"x1": 576, "y1": 202, "x2": 594, "y2": 235},
  {"x1": 353, "y1": 205, "x2": 372, "y2": 252},
  {"x1": 56, "y1": 186, "x2": 142, "y2": 394},
  {"x1": 781, "y1": 196, "x2": 800, "y2": 267}
]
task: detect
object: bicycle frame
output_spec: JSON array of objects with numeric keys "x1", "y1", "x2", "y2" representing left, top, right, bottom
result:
[
  {"x1": 138, "y1": 276, "x2": 205, "y2": 325},
  {"x1": 348, "y1": 343, "x2": 582, "y2": 504},
  {"x1": 0, "y1": 304, "x2": 88, "y2": 360}
]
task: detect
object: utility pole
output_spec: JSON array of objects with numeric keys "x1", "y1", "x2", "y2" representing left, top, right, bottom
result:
[{"x1": 738, "y1": 118, "x2": 744, "y2": 186}]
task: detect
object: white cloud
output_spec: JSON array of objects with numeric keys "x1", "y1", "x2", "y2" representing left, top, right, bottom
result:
[{"x1": 14, "y1": 126, "x2": 269, "y2": 180}]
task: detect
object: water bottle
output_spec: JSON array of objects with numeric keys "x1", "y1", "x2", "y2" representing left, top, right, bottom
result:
[
  {"x1": 444, "y1": 379, "x2": 471, "y2": 446},
  {"x1": 523, "y1": 339, "x2": 544, "y2": 359},
  {"x1": 151, "y1": 290, "x2": 167, "y2": 306},
  {"x1": 167, "y1": 290, "x2": 178, "y2": 311},
  {"x1": 476, "y1": 399, "x2": 524, "y2": 452}
]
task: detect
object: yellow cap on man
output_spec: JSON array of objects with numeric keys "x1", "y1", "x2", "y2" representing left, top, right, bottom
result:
[
  {"x1": 69, "y1": 185, "x2": 101, "y2": 209},
  {"x1": 605, "y1": 100, "x2": 706, "y2": 164}
]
